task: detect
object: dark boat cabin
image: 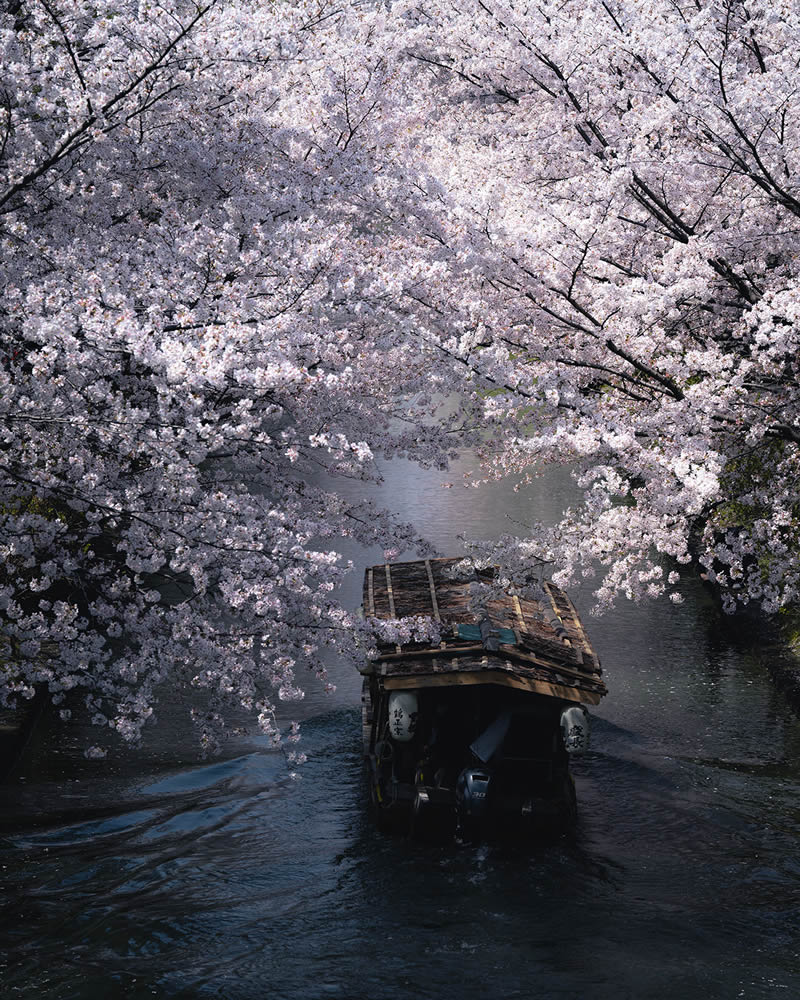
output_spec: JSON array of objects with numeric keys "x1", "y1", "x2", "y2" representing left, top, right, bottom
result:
[{"x1": 358, "y1": 557, "x2": 606, "y2": 839}]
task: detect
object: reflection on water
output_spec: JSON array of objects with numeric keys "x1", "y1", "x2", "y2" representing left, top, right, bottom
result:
[{"x1": 2, "y1": 459, "x2": 800, "y2": 999}]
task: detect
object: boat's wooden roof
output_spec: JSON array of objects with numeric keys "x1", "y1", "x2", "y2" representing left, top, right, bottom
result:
[{"x1": 360, "y1": 557, "x2": 606, "y2": 706}]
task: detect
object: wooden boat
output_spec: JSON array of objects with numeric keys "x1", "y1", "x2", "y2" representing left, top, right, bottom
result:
[{"x1": 358, "y1": 557, "x2": 607, "y2": 839}]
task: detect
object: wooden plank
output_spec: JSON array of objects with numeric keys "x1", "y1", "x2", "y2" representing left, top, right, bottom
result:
[
  {"x1": 542, "y1": 583, "x2": 573, "y2": 647},
  {"x1": 373, "y1": 642, "x2": 602, "y2": 685},
  {"x1": 425, "y1": 559, "x2": 441, "y2": 622},
  {"x1": 367, "y1": 568, "x2": 375, "y2": 617},
  {"x1": 383, "y1": 669, "x2": 602, "y2": 705},
  {"x1": 375, "y1": 643, "x2": 479, "y2": 661},
  {"x1": 518, "y1": 630, "x2": 581, "y2": 666},
  {"x1": 384, "y1": 563, "x2": 396, "y2": 617},
  {"x1": 551, "y1": 584, "x2": 601, "y2": 669},
  {"x1": 512, "y1": 594, "x2": 526, "y2": 635},
  {"x1": 384, "y1": 562, "x2": 402, "y2": 654}
]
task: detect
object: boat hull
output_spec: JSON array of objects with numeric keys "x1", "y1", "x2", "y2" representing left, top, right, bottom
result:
[{"x1": 362, "y1": 678, "x2": 580, "y2": 840}]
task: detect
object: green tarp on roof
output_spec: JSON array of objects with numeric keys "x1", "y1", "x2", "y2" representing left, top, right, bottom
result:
[{"x1": 456, "y1": 624, "x2": 517, "y2": 645}]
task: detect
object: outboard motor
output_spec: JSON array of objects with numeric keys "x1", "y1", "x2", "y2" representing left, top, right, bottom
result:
[
  {"x1": 387, "y1": 691, "x2": 418, "y2": 743},
  {"x1": 455, "y1": 767, "x2": 492, "y2": 820},
  {"x1": 560, "y1": 705, "x2": 590, "y2": 754}
]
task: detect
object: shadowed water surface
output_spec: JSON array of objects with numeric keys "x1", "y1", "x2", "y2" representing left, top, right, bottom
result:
[{"x1": 2, "y1": 457, "x2": 799, "y2": 998}]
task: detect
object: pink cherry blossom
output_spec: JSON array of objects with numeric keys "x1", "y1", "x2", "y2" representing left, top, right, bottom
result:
[{"x1": 2, "y1": 1, "x2": 798, "y2": 754}]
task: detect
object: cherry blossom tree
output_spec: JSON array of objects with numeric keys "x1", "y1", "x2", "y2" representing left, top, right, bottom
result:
[
  {"x1": 2, "y1": 0, "x2": 799, "y2": 753},
  {"x1": 0, "y1": 0, "x2": 456, "y2": 754},
  {"x1": 379, "y1": 0, "x2": 800, "y2": 614}
]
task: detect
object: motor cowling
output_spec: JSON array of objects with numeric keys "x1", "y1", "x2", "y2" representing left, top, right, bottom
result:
[
  {"x1": 560, "y1": 705, "x2": 590, "y2": 754},
  {"x1": 456, "y1": 767, "x2": 492, "y2": 819},
  {"x1": 387, "y1": 691, "x2": 419, "y2": 743}
]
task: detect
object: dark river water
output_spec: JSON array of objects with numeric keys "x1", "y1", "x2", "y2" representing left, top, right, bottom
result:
[{"x1": 2, "y1": 458, "x2": 800, "y2": 999}]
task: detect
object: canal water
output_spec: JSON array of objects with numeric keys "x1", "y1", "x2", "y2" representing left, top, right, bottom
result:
[{"x1": 2, "y1": 457, "x2": 799, "y2": 999}]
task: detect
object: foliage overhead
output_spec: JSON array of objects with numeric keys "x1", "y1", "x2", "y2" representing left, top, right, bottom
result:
[{"x1": 2, "y1": 0, "x2": 799, "y2": 752}]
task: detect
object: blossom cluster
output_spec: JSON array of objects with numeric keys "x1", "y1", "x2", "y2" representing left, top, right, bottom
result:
[{"x1": 2, "y1": 1, "x2": 799, "y2": 753}]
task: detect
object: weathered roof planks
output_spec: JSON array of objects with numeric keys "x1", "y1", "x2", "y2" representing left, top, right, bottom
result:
[{"x1": 360, "y1": 558, "x2": 606, "y2": 706}]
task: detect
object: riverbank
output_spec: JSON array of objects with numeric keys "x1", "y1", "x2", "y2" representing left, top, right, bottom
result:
[
  {"x1": 0, "y1": 687, "x2": 47, "y2": 781},
  {"x1": 769, "y1": 610, "x2": 800, "y2": 712},
  {"x1": 697, "y1": 567, "x2": 800, "y2": 716}
]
